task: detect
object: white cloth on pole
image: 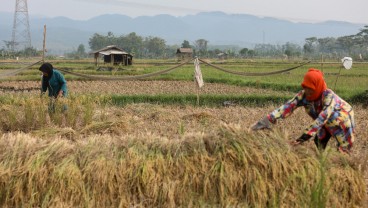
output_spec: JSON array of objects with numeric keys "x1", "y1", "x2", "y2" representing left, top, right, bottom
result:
[
  {"x1": 194, "y1": 58, "x2": 204, "y2": 88},
  {"x1": 341, "y1": 57, "x2": 353, "y2": 70}
]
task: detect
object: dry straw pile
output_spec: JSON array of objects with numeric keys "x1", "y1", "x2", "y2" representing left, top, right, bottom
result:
[
  {"x1": 0, "y1": 125, "x2": 365, "y2": 207},
  {"x1": 0, "y1": 95, "x2": 366, "y2": 207}
]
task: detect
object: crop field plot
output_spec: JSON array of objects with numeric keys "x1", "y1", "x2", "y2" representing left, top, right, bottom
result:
[{"x1": 0, "y1": 59, "x2": 367, "y2": 207}]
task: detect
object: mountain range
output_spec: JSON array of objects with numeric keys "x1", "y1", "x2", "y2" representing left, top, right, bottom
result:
[{"x1": 0, "y1": 11, "x2": 365, "y2": 55}]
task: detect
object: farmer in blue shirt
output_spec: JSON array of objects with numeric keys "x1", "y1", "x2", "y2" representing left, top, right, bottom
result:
[{"x1": 39, "y1": 62, "x2": 68, "y2": 112}]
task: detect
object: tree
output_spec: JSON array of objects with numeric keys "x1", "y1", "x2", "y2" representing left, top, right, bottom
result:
[
  {"x1": 254, "y1": 44, "x2": 282, "y2": 57},
  {"x1": 144, "y1": 36, "x2": 166, "y2": 58},
  {"x1": 283, "y1": 42, "x2": 302, "y2": 58},
  {"x1": 77, "y1": 44, "x2": 86, "y2": 57},
  {"x1": 303, "y1": 37, "x2": 318, "y2": 54},
  {"x1": 89, "y1": 33, "x2": 106, "y2": 51},
  {"x1": 3, "y1": 40, "x2": 15, "y2": 50},
  {"x1": 356, "y1": 25, "x2": 368, "y2": 53},
  {"x1": 247, "y1": 50, "x2": 256, "y2": 58},
  {"x1": 239, "y1": 48, "x2": 249, "y2": 57},
  {"x1": 181, "y1": 40, "x2": 191, "y2": 48},
  {"x1": 194, "y1": 39, "x2": 208, "y2": 57},
  {"x1": 336, "y1": 35, "x2": 355, "y2": 54},
  {"x1": 88, "y1": 32, "x2": 117, "y2": 51},
  {"x1": 22, "y1": 47, "x2": 39, "y2": 57},
  {"x1": 118, "y1": 32, "x2": 144, "y2": 57},
  {"x1": 317, "y1": 37, "x2": 337, "y2": 53}
]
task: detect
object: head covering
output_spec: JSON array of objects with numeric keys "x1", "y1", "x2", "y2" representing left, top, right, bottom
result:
[
  {"x1": 301, "y1": 68, "x2": 327, "y2": 101},
  {"x1": 39, "y1": 63, "x2": 54, "y2": 80}
]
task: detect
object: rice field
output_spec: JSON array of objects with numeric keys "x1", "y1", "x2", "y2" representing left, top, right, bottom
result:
[{"x1": 0, "y1": 59, "x2": 367, "y2": 207}]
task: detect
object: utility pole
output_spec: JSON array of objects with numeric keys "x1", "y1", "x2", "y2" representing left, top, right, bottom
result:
[{"x1": 11, "y1": 0, "x2": 32, "y2": 51}]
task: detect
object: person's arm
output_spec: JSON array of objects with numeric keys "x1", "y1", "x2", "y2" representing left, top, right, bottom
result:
[
  {"x1": 41, "y1": 76, "x2": 48, "y2": 93},
  {"x1": 252, "y1": 91, "x2": 304, "y2": 130},
  {"x1": 268, "y1": 90, "x2": 304, "y2": 123},
  {"x1": 303, "y1": 92, "x2": 335, "y2": 136},
  {"x1": 56, "y1": 71, "x2": 67, "y2": 97}
]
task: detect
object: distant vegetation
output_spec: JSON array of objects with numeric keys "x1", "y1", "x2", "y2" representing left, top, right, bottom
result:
[
  {"x1": 1, "y1": 25, "x2": 367, "y2": 61},
  {"x1": 86, "y1": 25, "x2": 368, "y2": 60}
]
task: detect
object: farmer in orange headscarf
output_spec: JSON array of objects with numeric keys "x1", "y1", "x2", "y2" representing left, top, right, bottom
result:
[{"x1": 252, "y1": 68, "x2": 355, "y2": 153}]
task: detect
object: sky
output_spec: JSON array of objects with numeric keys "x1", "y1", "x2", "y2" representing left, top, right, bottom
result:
[{"x1": 1, "y1": 0, "x2": 368, "y2": 24}]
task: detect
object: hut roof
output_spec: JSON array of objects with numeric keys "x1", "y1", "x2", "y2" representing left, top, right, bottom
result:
[
  {"x1": 92, "y1": 45, "x2": 130, "y2": 55},
  {"x1": 99, "y1": 50, "x2": 129, "y2": 55},
  {"x1": 176, "y1": 48, "x2": 193, "y2": 54}
]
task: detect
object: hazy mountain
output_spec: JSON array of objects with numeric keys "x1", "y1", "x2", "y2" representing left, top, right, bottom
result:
[{"x1": 0, "y1": 11, "x2": 365, "y2": 54}]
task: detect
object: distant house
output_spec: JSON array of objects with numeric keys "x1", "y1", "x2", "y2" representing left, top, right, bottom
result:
[
  {"x1": 217, "y1": 52, "x2": 228, "y2": 60},
  {"x1": 92, "y1": 45, "x2": 133, "y2": 66},
  {"x1": 176, "y1": 48, "x2": 193, "y2": 61}
]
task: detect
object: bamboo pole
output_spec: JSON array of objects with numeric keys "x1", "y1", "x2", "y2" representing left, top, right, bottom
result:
[
  {"x1": 42, "y1": 25, "x2": 46, "y2": 62},
  {"x1": 196, "y1": 86, "x2": 200, "y2": 106},
  {"x1": 320, "y1": 53, "x2": 324, "y2": 72}
]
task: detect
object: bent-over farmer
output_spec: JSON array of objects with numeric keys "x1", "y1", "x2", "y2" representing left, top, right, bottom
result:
[
  {"x1": 39, "y1": 62, "x2": 68, "y2": 112},
  {"x1": 252, "y1": 68, "x2": 355, "y2": 154}
]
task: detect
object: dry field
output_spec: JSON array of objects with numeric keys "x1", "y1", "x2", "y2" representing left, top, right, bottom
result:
[
  {"x1": 0, "y1": 80, "x2": 367, "y2": 207},
  {"x1": 0, "y1": 80, "x2": 290, "y2": 96}
]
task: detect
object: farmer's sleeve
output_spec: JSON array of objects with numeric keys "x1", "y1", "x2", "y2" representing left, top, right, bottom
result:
[
  {"x1": 57, "y1": 72, "x2": 67, "y2": 94},
  {"x1": 268, "y1": 91, "x2": 304, "y2": 123},
  {"x1": 303, "y1": 92, "x2": 335, "y2": 136},
  {"x1": 41, "y1": 77, "x2": 48, "y2": 92}
]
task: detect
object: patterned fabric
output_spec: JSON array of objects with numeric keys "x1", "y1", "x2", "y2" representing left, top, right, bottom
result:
[{"x1": 267, "y1": 89, "x2": 355, "y2": 152}]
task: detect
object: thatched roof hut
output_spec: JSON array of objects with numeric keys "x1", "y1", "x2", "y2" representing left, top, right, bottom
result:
[
  {"x1": 176, "y1": 48, "x2": 193, "y2": 61},
  {"x1": 92, "y1": 45, "x2": 133, "y2": 66}
]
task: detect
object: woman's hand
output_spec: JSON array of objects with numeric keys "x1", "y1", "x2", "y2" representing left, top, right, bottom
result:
[
  {"x1": 57, "y1": 90, "x2": 63, "y2": 98},
  {"x1": 290, "y1": 133, "x2": 312, "y2": 146},
  {"x1": 251, "y1": 116, "x2": 272, "y2": 130}
]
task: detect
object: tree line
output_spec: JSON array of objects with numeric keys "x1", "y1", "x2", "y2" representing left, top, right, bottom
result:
[
  {"x1": 1, "y1": 25, "x2": 367, "y2": 60},
  {"x1": 86, "y1": 25, "x2": 368, "y2": 60}
]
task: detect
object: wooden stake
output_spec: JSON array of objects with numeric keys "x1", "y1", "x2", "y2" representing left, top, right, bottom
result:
[
  {"x1": 42, "y1": 25, "x2": 47, "y2": 62},
  {"x1": 196, "y1": 86, "x2": 200, "y2": 106},
  {"x1": 320, "y1": 54, "x2": 324, "y2": 72}
]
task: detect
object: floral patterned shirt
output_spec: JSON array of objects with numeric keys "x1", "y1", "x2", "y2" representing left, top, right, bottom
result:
[{"x1": 267, "y1": 89, "x2": 355, "y2": 150}]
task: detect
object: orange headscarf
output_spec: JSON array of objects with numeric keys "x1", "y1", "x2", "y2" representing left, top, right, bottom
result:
[{"x1": 301, "y1": 68, "x2": 327, "y2": 101}]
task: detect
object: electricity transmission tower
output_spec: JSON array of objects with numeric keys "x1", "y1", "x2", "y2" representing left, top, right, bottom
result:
[{"x1": 11, "y1": 0, "x2": 32, "y2": 51}]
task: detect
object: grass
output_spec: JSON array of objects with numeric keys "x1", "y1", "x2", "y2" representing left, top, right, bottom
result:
[
  {"x1": 109, "y1": 94, "x2": 292, "y2": 107},
  {"x1": 1, "y1": 59, "x2": 367, "y2": 101}
]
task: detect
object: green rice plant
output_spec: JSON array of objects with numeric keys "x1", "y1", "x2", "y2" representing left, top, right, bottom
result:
[
  {"x1": 309, "y1": 148, "x2": 331, "y2": 208},
  {"x1": 109, "y1": 94, "x2": 292, "y2": 107},
  {"x1": 178, "y1": 121, "x2": 185, "y2": 135}
]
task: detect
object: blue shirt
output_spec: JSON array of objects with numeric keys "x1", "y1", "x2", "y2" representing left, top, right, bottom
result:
[{"x1": 41, "y1": 69, "x2": 68, "y2": 97}]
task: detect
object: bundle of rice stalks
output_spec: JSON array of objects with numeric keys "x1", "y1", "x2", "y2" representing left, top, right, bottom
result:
[
  {"x1": 31, "y1": 127, "x2": 76, "y2": 140},
  {"x1": 80, "y1": 120, "x2": 129, "y2": 135},
  {"x1": 0, "y1": 126, "x2": 365, "y2": 207}
]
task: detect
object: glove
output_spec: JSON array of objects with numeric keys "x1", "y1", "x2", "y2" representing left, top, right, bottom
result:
[
  {"x1": 295, "y1": 133, "x2": 312, "y2": 143},
  {"x1": 251, "y1": 116, "x2": 272, "y2": 130}
]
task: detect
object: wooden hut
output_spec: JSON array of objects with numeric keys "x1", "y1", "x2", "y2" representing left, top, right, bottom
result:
[
  {"x1": 217, "y1": 52, "x2": 228, "y2": 60},
  {"x1": 176, "y1": 48, "x2": 193, "y2": 61},
  {"x1": 92, "y1": 45, "x2": 133, "y2": 66}
]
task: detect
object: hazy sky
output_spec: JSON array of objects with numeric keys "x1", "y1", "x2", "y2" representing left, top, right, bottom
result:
[{"x1": 2, "y1": 0, "x2": 367, "y2": 24}]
